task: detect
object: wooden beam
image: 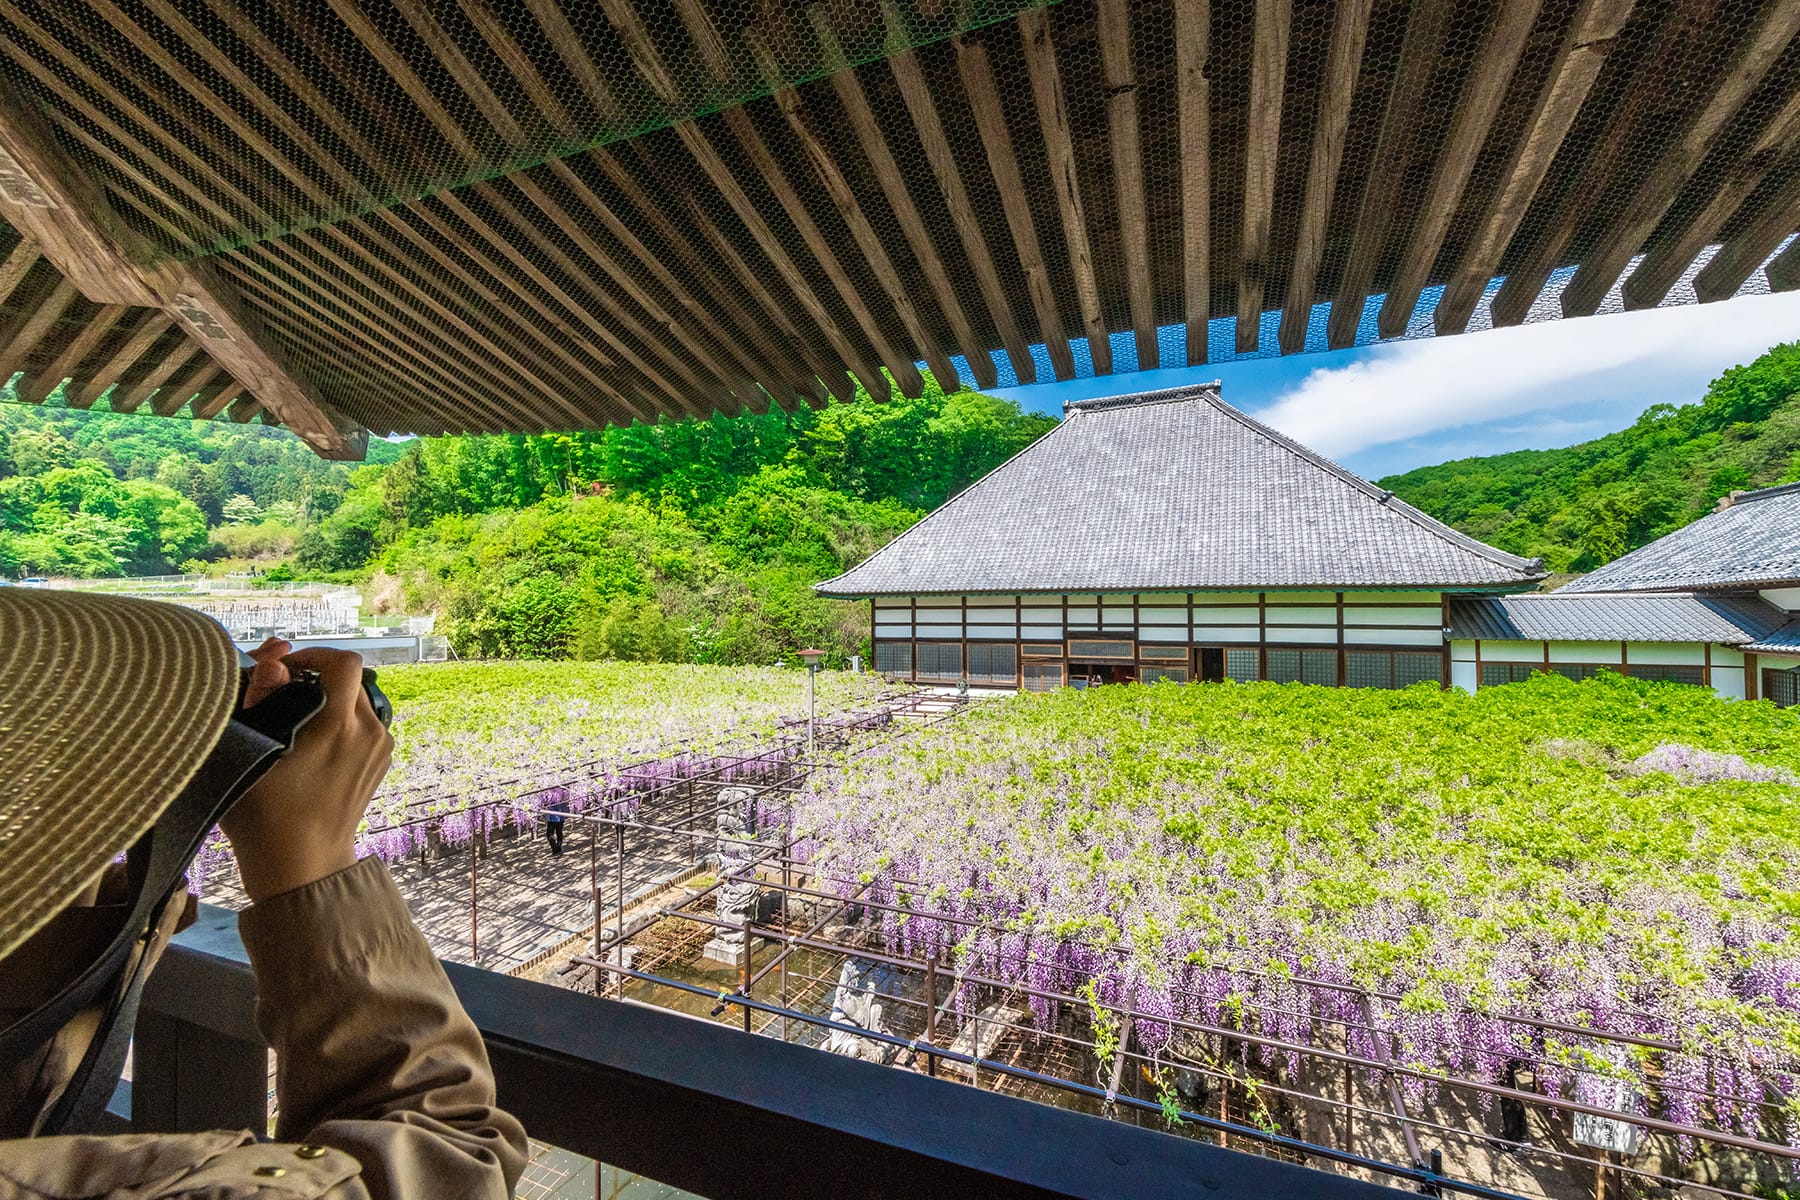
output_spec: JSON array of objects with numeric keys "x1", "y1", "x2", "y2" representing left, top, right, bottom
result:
[
  {"x1": 152, "y1": 259, "x2": 362, "y2": 457},
  {"x1": 719, "y1": 104, "x2": 923, "y2": 397},
  {"x1": 15, "y1": 301, "x2": 127, "y2": 403},
  {"x1": 1376, "y1": 0, "x2": 1543, "y2": 339},
  {"x1": 1561, "y1": 1, "x2": 1800, "y2": 317},
  {"x1": 456, "y1": 0, "x2": 579, "y2": 138},
  {"x1": 517, "y1": 165, "x2": 764, "y2": 410},
  {"x1": 324, "y1": 0, "x2": 483, "y2": 168},
  {"x1": 1019, "y1": 10, "x2": 1108, "y2": 376},
  {"x1": 522, "y1": 0, "x2": 625, "y2": 123},
  {"x1": 598, "y1": 0, "x2": 888, "y2": 401},
  {"x1": 0, "y1": 234, "x2": 40, "y2": 306},
  {"x1": 151, "y1": 361, "x2": 223, "y2": 418},
  {"x1": 1766, "y1": 229, "x2": 1800, "y2": 292},
  {"x1": 1487, "y1": 0, "x2": 1703, "y2": 329},
  {"x1": 0, "y1": 76, "x2": 158, "y2": 306},
  {"x1": 1327, "y1": 0, "x2": 1454, "y2": 350},
  {"x1": 1238, "y1": 0, "x2": 1292, "y2": 353},
  {"x1": 886, "y1": 46, "x2": 1036, "y2": 383},
  {"x1": 184, "y1": 374, "x2": 233, "y2": 420},
  {"x1": 1436, "y1": 0, "x2": 1637, "y2": 333},
  {"x1": 71, "y1": 312, "x2": 173, "y2": 409},
  {"x1": 228, "y1": 395, "x2": 263, "y2": 424},
  {"x1": 1174, "y1": 0, "x2": 1211, "y2": 364},
  {"x1": 112, "y1": 348, "x2": 200, "y2": 414},
  {"x1": 1278, "y1": 0, "x2": 1372, "y2": 354},
  {"x1": 1623, "y1": 90, "x2": 1800, "y2": 309},
  {"x1": 1693, "y1": 188, "x2": 1800, "y2": 301},
  {"x1": 822, "y1": 42, "x2": 996, "y2": 388},
  {"x1": 959, "y1": 33, "x2": 1075, "y2": 381},
  {"x1": 1096, "y1": 0, "x2": 1156, "y2": 370},
  {"x1": 194, "y1": 381, "x2": 244, "y2": 421},
  {"x1": 0, "y1": 277, "x2": 79, "y2": 383},
  {"x1": 0, "y1": 58, "x2": 356, "y2": 454},
  {"x1": 763, "y1": 47, "x2": 961, "y2": 392},
  {"x1": 585, "y1": 144, "x2": 827, "y2": 406}
]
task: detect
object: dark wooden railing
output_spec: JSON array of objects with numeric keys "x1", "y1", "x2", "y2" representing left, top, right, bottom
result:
[{"x1": 116, "y1": 902, "x2": 1411, "y2": 1200}]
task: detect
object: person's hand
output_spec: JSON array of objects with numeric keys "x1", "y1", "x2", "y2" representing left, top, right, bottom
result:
[{"x1": 221, "y1": 639, "x2": 394, "y2": 904}]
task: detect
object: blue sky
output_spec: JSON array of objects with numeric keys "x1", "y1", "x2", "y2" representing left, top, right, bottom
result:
[{"x1": 980, "y1": 287, "x2": 1800, "y2": 481}]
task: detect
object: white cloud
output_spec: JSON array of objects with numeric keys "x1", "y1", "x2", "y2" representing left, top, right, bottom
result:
[{"x1": 1252, "y1": 290, "x2": 1800, "y2": 457}]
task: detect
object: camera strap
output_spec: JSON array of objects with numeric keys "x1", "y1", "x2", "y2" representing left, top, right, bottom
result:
[{"x1": 0, "y1": 718, "x2": 288, "y2": 1137}]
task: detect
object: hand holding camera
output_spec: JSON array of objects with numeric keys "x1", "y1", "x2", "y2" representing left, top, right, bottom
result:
[{"x1": 221, "y1": 640, "x2": 396, "y2": 904}]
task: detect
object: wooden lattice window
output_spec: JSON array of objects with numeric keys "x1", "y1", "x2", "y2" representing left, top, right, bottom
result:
[
  {"x1": 915, "y1": 641, "x2": 963, "y2": 682},
  {"x1": 966, "y1": 642, "x2": 1018, "y2": 686},
  {"x1": 1267, "y1": 648, "x2": 1337, "y2": 686},
  {"x1": 1068, "y1": 639, "x2": 1134, "y2": 660},
  {"x1": 873, "y1": 641, "x2": 912, "y2": 676},
  {"x1": 1022, "y1": 662, "x2": 1064, "y2": 692},
  {"x1": 1139, "y1": 665, "x2": 1189, "y2": 684}
]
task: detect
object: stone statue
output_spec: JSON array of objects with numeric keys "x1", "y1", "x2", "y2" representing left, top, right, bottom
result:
[
  {"x1": 701, "y1": 789, "x2": 759, "y2": 966},
  {"x1": 823, "y1": 958, "x2": 896, "y2": 1064}
]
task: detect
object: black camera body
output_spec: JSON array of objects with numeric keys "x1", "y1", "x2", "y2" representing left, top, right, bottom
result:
[{"x1": 235, "y1": 660, "x2": 393, "y2": 750}]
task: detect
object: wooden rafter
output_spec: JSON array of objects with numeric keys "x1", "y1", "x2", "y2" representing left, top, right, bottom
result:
[
  {"x1": 583, "y1": 144, "x2": 826, "y2": 405},
  {"x1": 1175, "y1": 0, "x2": 1211, "y2": 364},
  {"x1": 112, "y1": 348, "x2": 200, "y2": 414},
  {"x1": 1435, "y1": 0, "x2": 1638, "y2": 333},
  {"x1": 1376, "y1": 0, "x2": 1543, "y2": 339},
  {"x1": 885, "y1": 45, "x2": 1037, "y2": 383},
  {"x1": 194, "y1": 381, "x2": 244, "y2": 421},
  {"x1": 151, "y1": 361, "x2": 223, "y2": 418},
  {"x1": 1624, "y1": 89, "x2": 1800, "y2": 309},
  {"x1": 0, "y1": 235, "x2": 40, "y2": 306},
  {"x1": 1326, "y1": 0, "x2": 1453, "y2": 350},
  {"x1": 1487, "y1": 0, "x2": 1709, "y2": 328},
  {"x1": 1561, "y1": 1, "x2": 1800, "y2": 317},
  {"x1": 1278, "y1": 0, "x2": 1372, "y2": 355},
  {"x1": 0, "y1": 67, "x2": 356, "y2": 454},
  {"x1": 513, "y1": 167, "x2": 764, "y2": 410},
  {"x1": 761, "y1": 36, "x2": 961, "y2": 391},
  {"x1": 0, "y1": 277, "x2": 79, "y2": 382},
  {"x1": 960, "y1": 33, "x2": 1075, "y2": 381},
  {"x1": 15, "y1": 300, "x2": 128, "y2": 403},
  {"x1": 1238, "y1": 0, "x2": 1292, "y2": 353},
  {"x1": 70, "y1": 312, "x2": 173, "y2": 409},
  {"x1": 822, "y1": 36, "x2": 998, "y2": 388},
  {"x1": 721, "y1": 104, "x2": 925, "y2": 397},
  {"x1": 1019, "y1": 10, "x2": 1110, "y2": 376},
  {"x1": 1096, "y1": 0, "x2": 1156, "y2": 371},
  {"x1": 1693, "y1": 188, "x2": 1800, "y2": 301}
]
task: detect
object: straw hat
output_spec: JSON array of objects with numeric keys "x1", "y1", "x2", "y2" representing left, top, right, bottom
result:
[{"x1": 0, "y1": 588, "x2": 237, "y2": 963}]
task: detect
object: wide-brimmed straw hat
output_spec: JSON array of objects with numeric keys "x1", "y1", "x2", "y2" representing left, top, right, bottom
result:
[{"x1": 0, "y1": 588, "x2": 237, "y2": 963}]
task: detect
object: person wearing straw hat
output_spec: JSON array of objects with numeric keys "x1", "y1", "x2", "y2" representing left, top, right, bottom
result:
[{"x1": 0, "y1": 589, "x2": 526, "y2": 1198}]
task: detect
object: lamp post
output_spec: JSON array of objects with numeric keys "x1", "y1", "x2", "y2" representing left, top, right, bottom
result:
[{"x1": 797, "y1": 648, "x2": 825, "y2": 758}]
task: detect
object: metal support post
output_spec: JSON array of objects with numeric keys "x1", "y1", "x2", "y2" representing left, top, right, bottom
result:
[{"x1": 925, "y1": 955, "x2": 938, "y2": 1078}]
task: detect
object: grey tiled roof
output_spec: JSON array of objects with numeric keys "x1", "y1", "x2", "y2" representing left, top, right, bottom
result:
[
  {"x1": 1741, "y1": 621, "x2": 1800, "y2": 655},
  {"x1": 1448, "y1": 592, "x2": 1788, "y2": 644},
  {"x1": 816, "y1": 385, "x2": 1544, "y2": 597},
  {"x1": 1562, "y1": 482, "x2": 1800, "y2": 593}
]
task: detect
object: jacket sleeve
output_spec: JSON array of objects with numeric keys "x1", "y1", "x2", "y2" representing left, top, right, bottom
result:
[{"x1": 238, "y1": 857, "x2": 529, "y2": 1200}]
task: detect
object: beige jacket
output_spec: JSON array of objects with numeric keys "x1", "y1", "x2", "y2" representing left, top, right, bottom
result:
[{"x1": 0, "y1": 858, "x2": 528, "y2": 1199}]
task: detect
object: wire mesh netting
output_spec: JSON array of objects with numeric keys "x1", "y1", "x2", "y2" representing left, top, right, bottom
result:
[{"x1": 3, "y1": 1, "x2": 1800, "y2": 438}]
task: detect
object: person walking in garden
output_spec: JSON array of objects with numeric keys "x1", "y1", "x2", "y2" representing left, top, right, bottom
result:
[{"x1": 545, "y1": 810, "x2": 566, "y2": 856}]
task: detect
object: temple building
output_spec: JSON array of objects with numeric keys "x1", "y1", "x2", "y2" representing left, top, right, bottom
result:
[
  {"x1": 1448, "y1": 482, "x2": 1800, "y2": 705},
  {"x1": 816, "y1": 384, "x2": 1545, "y2": 691}
]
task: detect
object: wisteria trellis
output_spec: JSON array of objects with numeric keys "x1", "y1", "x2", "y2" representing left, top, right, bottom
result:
[
  {"x1": 190, "y1": 660, "x2": 903, "y2": 890},
  {"x1": 784, "y1": 674, "x2": 1800, "y2": 1156}
]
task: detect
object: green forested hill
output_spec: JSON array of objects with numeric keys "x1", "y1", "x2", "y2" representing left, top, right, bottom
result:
[
  {"x1": 1, "y1": 374, "x2": 1053, "y2": 663},
  {"x1": 1378, "y1": 341, "x2": 1800, "y2": 573}
]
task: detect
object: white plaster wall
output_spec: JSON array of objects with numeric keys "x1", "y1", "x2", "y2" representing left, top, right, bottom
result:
[
  {"x1": 1450, "y1": 661, "x2": 1478, "y2": 693},
  {"x1": 1480, "y1": 640, "x2": 1547, "y2": 663},
  {"x1": 1759, "y1": 588, "x2": 1800, "y2": 611}
]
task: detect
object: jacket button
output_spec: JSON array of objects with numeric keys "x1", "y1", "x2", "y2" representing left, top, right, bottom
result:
[
  {"x1": 253, "y1": 1166, "x2": 288, "y2": 1177},
  {"x1": 295, "y1": 1145, "x2": 327, "y2": 1159}
]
